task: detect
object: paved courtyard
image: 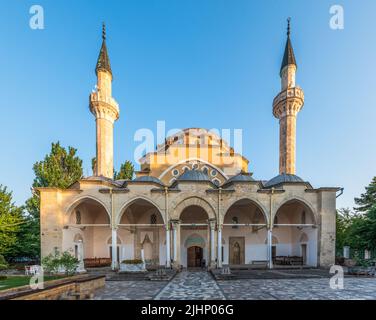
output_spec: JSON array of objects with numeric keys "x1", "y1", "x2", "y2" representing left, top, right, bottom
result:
[{"x1": 93, "y1": 270, "x2": 376, "y2": 300}]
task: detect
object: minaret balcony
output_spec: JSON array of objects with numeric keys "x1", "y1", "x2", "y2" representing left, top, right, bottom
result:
[
  {"x1": 90, "y1": 91, "x2": 119, "y2": 110},
  {"x1": 273, "y1": 87, "x2": 304, "y2": 106},
  {"x1": 273, "y1": 87, "x2": 304, "y2": 119},
  {"x1": 89, "y1": 91, "x2": 120, "y2": 121}
]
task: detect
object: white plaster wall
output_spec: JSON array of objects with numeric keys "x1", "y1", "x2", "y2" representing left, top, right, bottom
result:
[{"x1": 222, "y1": 227, "x2": 268, "y2": 264}]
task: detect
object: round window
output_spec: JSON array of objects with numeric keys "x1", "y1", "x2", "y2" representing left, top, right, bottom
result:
[
  {"x1": 172, "y1": 169, "x2": 179, "y2": 176},
  {"x1": 192, "y1": 163, "x2": 199, "y2": 170},
  {"x1": 211, "y1": 169, "x2": 217, "y2": 177}
]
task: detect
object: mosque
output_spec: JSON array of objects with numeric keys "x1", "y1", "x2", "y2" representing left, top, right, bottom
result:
[{"x1": 38, "y1": 22, "x2": 339, "y2": 270}]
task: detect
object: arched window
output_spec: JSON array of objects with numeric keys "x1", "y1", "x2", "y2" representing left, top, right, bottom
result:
[
  {"x1": 232, "y1": 216, "x2": 239, "y2": 229},
  {"x1": 150, "y1": 213, "x2": 157, "y2": 225},
  {"x1": 75, "y1": 210, "x2": 81, "y2": 225}
]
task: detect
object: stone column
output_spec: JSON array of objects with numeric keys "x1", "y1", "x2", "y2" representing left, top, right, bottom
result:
[
  {"x1": 209, "y1": 219, "x2": 216, "y2": 267},
  {"x1": 111, "y1": 228, "x2": 118, "y2": 270},
  {"x1": 217, "y1": 225, "x2": 222, "y2": 268},
  {"x1": 267, "y1": 228, "x2": 273, "y2": 269},
  {"x1": 77, "y1": 241, "x2": 86, "y2": 273},
  {"x1": 165, "y1": 223, "x2": 171, "y2": 268},
  {"x1": 171, "y1": 220, "x2": 180, "y2": 267}
]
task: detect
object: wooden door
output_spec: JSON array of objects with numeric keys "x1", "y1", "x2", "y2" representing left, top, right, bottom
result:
[
  {"x1": 187, "y1": 246, "x2": 196, "y2": 267},
  {"x1": 187, "y1": 246, "x2": 202, "y2": 267}
]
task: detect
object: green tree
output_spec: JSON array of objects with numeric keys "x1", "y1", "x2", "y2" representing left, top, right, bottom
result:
[
  {"x1": 354, "y1": 176, "x2": 376, "y2": 213},
  {"x1": 114, "y1": 160, "x2": 134, "y2": 180},
  {"x1": 22, "y1": 142, "x2": 83, "y2": 259},
  {"x1": 32, "y1": 142, "x2": 83, "y2": 189},
  {"x1": 14, "y1": 194, "x2": 41, "y2": 259},
  {"x1": 0, "y1": 185, "x2": 24, "y2": 258},
  {"x1": 347, "y1": 206, "x2": 376, "y2": 251}
]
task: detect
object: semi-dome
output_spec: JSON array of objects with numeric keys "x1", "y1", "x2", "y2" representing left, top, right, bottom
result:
[
  {"x1": 264, "y1": 173, "x2": 305, "y2": 188},
  {"x1": 133, "y1": 176, "x2": 164, "y2": 185},
  {"x1": 177, "y1": 169, "x2": 211, "y2": 182}
]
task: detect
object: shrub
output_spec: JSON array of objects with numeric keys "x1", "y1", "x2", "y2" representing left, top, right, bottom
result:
[
  {"x1": 0, "y1": 275, "x2": 7, "y2": 280},
  {"x1": 59, "y1": 251, "x2": 79, "y2": 275},
  {"x1": 42, "y1": 253, "x2": 61, "y2": 274},
  {"x1": 42, "y1": 251, "x2": 79, "y2": 275},
  {"x1": 121, "y1": 259, "x2": 143, "y2": 265}
]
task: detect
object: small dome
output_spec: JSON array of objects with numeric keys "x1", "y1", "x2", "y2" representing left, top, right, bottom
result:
[
  {"x1": 264, "y1": 174, "x2": 304, "y2": 188},
  {"x1": 177, "y1": 170, "x2": 211, "y2": 182},
  {"x1": 227, "y1": 173, "x2": 255, "y2": 183},
  {"x1": 133, "y1": 176, "x2": 164, "y2": 185}
]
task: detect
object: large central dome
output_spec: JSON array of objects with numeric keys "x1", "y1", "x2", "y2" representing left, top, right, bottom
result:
[{"x1": 136, "y1": 128, "x2": 250, "y2": 186}]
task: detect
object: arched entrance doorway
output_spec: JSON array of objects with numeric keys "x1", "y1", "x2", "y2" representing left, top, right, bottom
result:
[
  {"x1": 184, "y1": 233, "x2": 206, "y2": 268},
  {"x1": 180, "y1": 205, "x2": 210, "y2": 268},
  {"x1": 187, "y1": 247, "x2": 203, "y2": 267}
]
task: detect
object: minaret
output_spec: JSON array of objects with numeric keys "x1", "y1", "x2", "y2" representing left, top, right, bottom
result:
[
  {"x1": 272, "y1": 18, "x2": 304, "y2": 175},
  {"x1": 89, "y1": 24, "x2": 119, "y2": 178}
]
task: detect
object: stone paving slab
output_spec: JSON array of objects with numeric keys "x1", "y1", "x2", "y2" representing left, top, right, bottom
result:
[
  {"x1": 155, "y1": 271, "x2": 225, "y2": 300},
  {"x1": 93, "y1": 270, "x2": 376, "y2": 300},
  {"x1": 94, "y1": 280, "x2": 167, "y2": 300},
  {"x1": 218, "y1": 278, "x2": 376, "y2": 300}
]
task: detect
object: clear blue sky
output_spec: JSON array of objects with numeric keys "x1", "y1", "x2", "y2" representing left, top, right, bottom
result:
[{"x1": 1, "y1": 0, "x2": 375, "y2": 210}]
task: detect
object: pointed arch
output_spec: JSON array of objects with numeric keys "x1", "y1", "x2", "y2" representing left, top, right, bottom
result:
[
  {"x1": 223, "y1": 198, "x2": 268, "y2": 225},
  {"x1": 173, "y1": 196, "x2": 216, "y2": 220},
  {"x1": 65, "y1": 196, "x2": 111, "y2": 225},
  {"x1": 273, "y1": 198, "x2": 317, "y2": 225},
  {"x1": 117, "y1": 196, "x2": 165, "y2": 225}
]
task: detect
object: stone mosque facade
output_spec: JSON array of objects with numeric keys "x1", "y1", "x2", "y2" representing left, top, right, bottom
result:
[{"x1": 38, "y1": 24, "x2": 339, "y2": 270}]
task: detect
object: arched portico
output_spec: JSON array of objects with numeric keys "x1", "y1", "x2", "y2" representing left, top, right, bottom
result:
[
  {"x1": 222, "y1": 199, "x2": 268, "y2": 266},
  {"x1": 271, "y1": 198, "x2": 318, "y2": 267},
  {"x1": 63, "y1": 197, "x2": 111, "y2": 269},
  {"x1": 166, "y1": 198, "x2": 217, "y2": 268},
  {"x1": 117, "y1": 198, "x2": 166, "y2": 267},
  {"x1": 173, "y1": 196, "x2": 216, "y2": 220}
]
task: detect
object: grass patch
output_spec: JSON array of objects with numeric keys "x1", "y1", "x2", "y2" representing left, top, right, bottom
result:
[{"x1": 0, "y1": 275, "x2": 67, "y2": 291}]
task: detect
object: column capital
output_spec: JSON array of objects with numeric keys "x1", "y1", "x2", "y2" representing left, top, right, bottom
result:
[
  {"x1": 170, "y1": 219, "x2": 181, "y2": 227},
  {"x1": 208, "y1": 219, "x2": 216, "y2": 230}
]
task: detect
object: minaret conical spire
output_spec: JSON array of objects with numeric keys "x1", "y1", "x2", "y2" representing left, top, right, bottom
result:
[
  {"x1": 280, "y1": 18, "x2": 297, "y2": 76},
  {"x1": 90, "y1": 23, "x2": 119, "y2": 179},
  {"x1": 96, "y1": 23, "x2": 112, "y2": 76},
  {"x1": 273, "y1": 18, "x2": 304, "y2": 175}
]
